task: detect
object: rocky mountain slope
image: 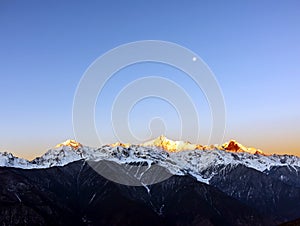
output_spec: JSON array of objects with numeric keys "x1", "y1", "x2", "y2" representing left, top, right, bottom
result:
[
  {"x1": 0, "y1": 136, "x2": 300, "y2": 225},
  {"x1": 0, "y1": 161, "x2": 271, "y2": 226}
]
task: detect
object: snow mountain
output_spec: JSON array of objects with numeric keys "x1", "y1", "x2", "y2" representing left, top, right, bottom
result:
[
  {"x1": 1, "y1": 136, "x2": 300, "y2": 225},
  {"x1": 0, "y1": 136, "x2": 299, "y2": 185}
]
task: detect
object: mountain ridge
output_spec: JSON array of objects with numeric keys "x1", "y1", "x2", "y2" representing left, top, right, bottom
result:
[
  {"x1": 0, "y1": 136, "x2": 300, "y2": 187},
  {"x1": 1, "y1": 135, "x2": 290, "y2": 162},
  {"x1": 1, "y1": 137, "x2": 300, "y2": 225}
]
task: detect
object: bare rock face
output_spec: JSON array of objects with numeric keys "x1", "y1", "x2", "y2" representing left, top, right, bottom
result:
[{"x1": 0, "y1": 160, "x2": 273, "y2": 226}]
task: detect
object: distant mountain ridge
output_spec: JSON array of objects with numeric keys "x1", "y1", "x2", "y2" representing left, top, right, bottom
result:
[
  {"x1": 0, "y1": 136, "x2": 299, "y2": 177},
  {"x1": 142, "y1": 135, "x2": 265, "y2": 154},
  {"x1": 1, "y1": 136, "x2": 300, "y2": 225}
]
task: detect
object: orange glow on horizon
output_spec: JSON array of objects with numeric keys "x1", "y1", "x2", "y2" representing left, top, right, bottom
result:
[{"x1": 2, "y1": 136, "x2": 300, "y2": 161}]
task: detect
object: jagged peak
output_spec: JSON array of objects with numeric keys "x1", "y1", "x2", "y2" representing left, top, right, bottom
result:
[
  {"x1": 222, "y1": 139, "x2": 265, "y2": 155},
  {"x1": 142, "y1": 136, "x2": 265, "y2": 155},
  {"x1": 143, "y1": 135, "x2": 197, "y2": 152},
  {"x1": 52, "y1": 137, "x2": 265, "y2": 155},
  {"x1": 55, "y1": 139, "x2": 82, "y2": 149},
  {"x1": 110, "y1": 142, "x2": 130, "y2": 148},
  {"x1": 0, "y1": 137, "x2": 298, "y2": 173}
]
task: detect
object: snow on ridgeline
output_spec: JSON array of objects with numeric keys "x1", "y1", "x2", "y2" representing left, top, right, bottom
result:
[
  {"x1": 0, "y1": 152, "x2": 31, "y2": 168},
  {"x1": 0, "y1": 137, "x2": 300, "y2": 184}
]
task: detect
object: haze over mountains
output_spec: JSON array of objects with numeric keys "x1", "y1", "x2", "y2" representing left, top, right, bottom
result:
[{"x1": 0, "y1": 136, "x2": 300, "y2": 225}]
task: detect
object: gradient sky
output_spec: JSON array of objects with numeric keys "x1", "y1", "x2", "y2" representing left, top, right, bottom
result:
[{"x1": 0, "y1": 0, "x2": 300, "y2": 159}]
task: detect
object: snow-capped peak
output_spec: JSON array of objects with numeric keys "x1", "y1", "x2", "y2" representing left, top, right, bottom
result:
[
  {"x1": 221, "y1": 140, "x2": 264, "y2": 155},
  {"x1": 142, "y1": 135, "x2": 265, "y2": 155},
  {"x1": 0, "y1": 152, "x2": 30, "y2": 168},
  {"x1": 142, "y1": 135, "x2": 200, "y2": 152},
  {"x1": 55, "y1": 139, "x2": 82, "y2": 149},
  {"x1": 1, "y1": 136, "x2": 299, "y2": 186},
  {"x1": 109, "y1": 142, "x2": 130, "y2": 148}
]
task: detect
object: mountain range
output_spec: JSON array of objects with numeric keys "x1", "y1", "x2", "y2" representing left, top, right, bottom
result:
[{"x1": 0, "y1": 136, "x2": 300, "y2": 225}]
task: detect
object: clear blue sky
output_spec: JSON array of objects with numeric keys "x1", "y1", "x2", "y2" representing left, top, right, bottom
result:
[{"x1": 0, "y1": 0, "x2": 299, "y2": 158}]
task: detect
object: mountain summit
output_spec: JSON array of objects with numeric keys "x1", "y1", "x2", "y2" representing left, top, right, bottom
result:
[
  {"x1": 222, "y1": 140, "x2": 264, "y2": 155},
  {"x1": 142, "y1": 135, "x2": 265, "y2": 155},
  {"x1": 55, "y1": 139, "x2": 82, "y2": 149},
  {"x1": 142, "y1": 135, "x2": 197, "y2": 152}
]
